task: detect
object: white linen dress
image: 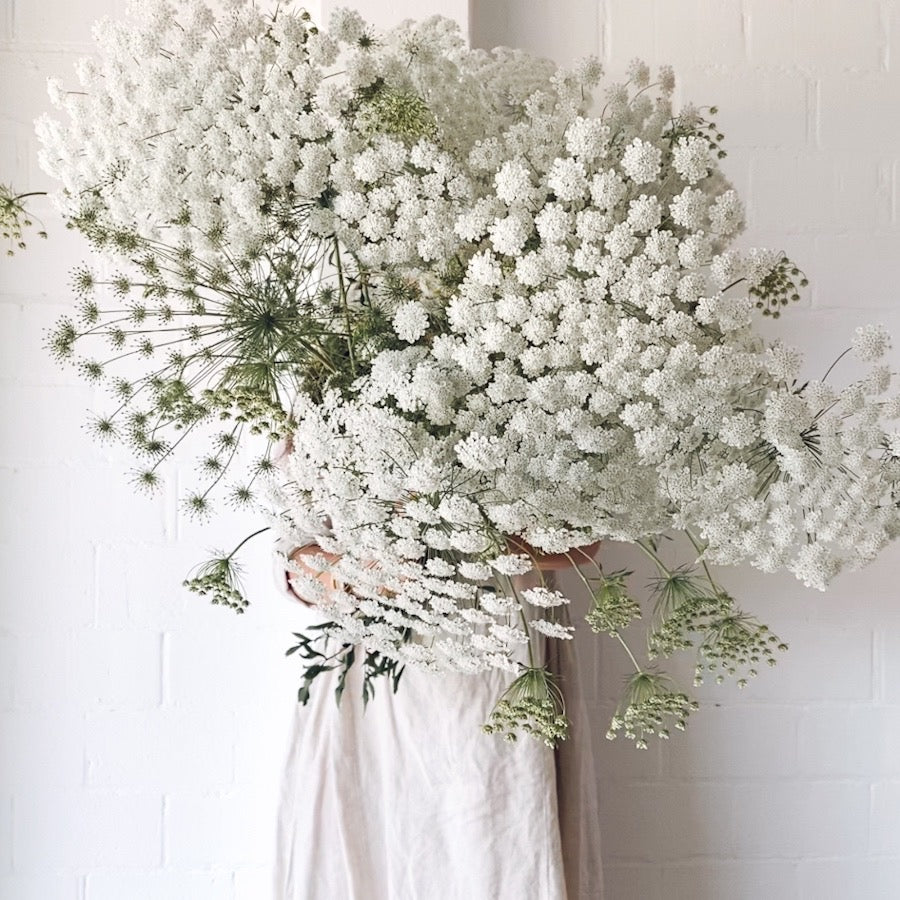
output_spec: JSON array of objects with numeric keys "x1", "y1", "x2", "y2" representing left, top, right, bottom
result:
[{"x1": 273, "y1": 560, "x2": 603, "y2": 900}]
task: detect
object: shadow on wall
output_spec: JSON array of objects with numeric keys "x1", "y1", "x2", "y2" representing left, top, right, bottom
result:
[{"x1": 468, "y1": 0, "x2": 601, "y2": 64}]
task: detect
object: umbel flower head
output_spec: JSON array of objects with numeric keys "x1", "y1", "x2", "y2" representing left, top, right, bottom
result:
[
  {"x1": 586, "y1": 570, "x2": 641, "y2": 635},
  {"x1": 0, "y1": 184, "x2": 47, "y2": 255},
  {"x1": 183, "y1": 553, "x2": 248, "y2": 613},
  {"x1": 608, "y1": 670, "x2": 699, "y2": 749},
  {"x1": 483, "y1": 666, "x2": 569, "y2": 747}
]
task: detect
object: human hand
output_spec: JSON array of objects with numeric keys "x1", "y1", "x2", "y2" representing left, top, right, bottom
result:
[
  {"x1": 285, "y1": 543, "x2": 342, "y2": 606},
  {"x1": 505, "y1": 537, "x2": 601, "y2": 571}
]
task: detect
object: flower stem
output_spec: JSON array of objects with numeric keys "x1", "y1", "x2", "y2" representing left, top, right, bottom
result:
[
  {"x1": 226, "y1": 525, "x2": 271, "y2": 561},
  {"x1": 506, "y1": 575, "x2": 536, "y2": 668},
  {"x1": 614, "y1": 632, "x2": 644, "y2": 673},
  {"x1": 332, "y1": 239, "x2": 356, "y2": 375},
  {"x1": 685, "y1": 529, "x2": 718, "y2": 592},
  {"x1": 635, "y1": 538, "x2": 672, "y2": 577}
]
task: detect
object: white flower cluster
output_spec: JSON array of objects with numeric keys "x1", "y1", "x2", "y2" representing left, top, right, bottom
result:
[
  {"x1": 36, "y1": 1, "x2": 548, "y2": 268},
  {"x1": 271, "y1": 18, "x2": 900, "y2": 673},
  {"x1": 40, "y1": 3, "x2": 900, "y2": 687}
]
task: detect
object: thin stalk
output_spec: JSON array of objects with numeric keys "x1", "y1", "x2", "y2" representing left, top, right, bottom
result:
[
  {"x1": 634, "y1": 539, "x2": 673, "y2": 577},
  {"x1": 614, "y1": 632, "x2": 644, "y2": 673},
  {"x1": 684, "y1": 530, "x2": 718, "y2": 591},
  {"x1": 821, "y1": 347, "x2": 852, "y2": 383},
  {"x1": 563, "y1": 546, "x2": 645, "y2": 675},
  {"x1": 332, "y1": 238, "x2": 356, "y2": 375},
  {"x1": 226, "y1": 526, "x2": 271, "y2": 561},
  {"x1": 504, "y1": 574, "x2": 536, "y2": 669},
  {"x1": 194, "y1": 424, "x2": 244, "y2": 501}
]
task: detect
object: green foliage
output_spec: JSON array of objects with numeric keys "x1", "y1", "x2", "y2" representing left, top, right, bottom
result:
[
  {"x1": 664, "y1": 105, "x2": 727, "y2": 159},
  {"x1": 184, "y1": 553, "x2": 249, "y2": 613},
  {"x1": 647, "y1": 562, "x2": 787, "y2": 689},
  {"x1": 696, "y1": 611, "x2": 788, "y2": 688},
  {"x1": 583, "y1": 538, "x2": 789, "y2": 748},
  {"x1": 359, "y1": 85, "x2": 439, "y2": 141},
  {"x1": 286, "y1": 623, "x2": 407, "y2": 707},
  {"x1": 650, "y1": 566, "x2": 712, "y2": 636},
  {"x1": 182, "y1": 527, "x2": 272, "y2": 612}
]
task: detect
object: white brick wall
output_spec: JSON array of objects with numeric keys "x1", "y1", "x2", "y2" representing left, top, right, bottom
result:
[
  {"x1": 470, "y1": 1, "x2": 900, "y2": 897},
  {"x1": 4, "y1": 0, "x2": 900, "y2": 898}
]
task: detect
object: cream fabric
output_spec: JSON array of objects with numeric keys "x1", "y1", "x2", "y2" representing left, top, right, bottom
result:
[{"x1": 273, "y1": 553, "x2": 603, "y2": 900}]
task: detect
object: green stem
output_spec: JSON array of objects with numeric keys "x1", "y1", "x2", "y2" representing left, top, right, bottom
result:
[
  {"x1": 614, "y1": 632, "x2": 644, "y2": 673},
  {"x1": 332, "y1": 239, "x2": 356, "y2": 375},
  {"x1": 564, "y1": 547, "x2": 645, "y2": 677},
  {"x1": 226, "y1": 526, "x2": 272, "y2": 561},
  {"x1": 504, "y1": 574, "x2": 536, "y2": 669},
  {"x1": 821, "y1": 346, "x2": 852, "y2": 383},
  {"x1": 196, "y1": 423, "x2": 243, "y2": 501},
  {"x1": 685, "y1": 530, "x2": 718, "y2": 591},
  {"x1": 635, "y1": 539, "x2": 673, "y2": 577}
]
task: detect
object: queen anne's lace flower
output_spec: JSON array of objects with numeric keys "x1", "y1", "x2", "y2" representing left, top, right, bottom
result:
[
  {"x1": 853, "y1": 324, "x2": 891, "y2": 362},
  {"x1": 547, "y1": 157, "x2": 588, "y2": 202},
  {"x1": 621, "y1": 138, "x2": 662, "y2": 184},
  {"x1": 709, "y1": 190, "x2": 744, "y2": 235},
  {"x1": 40, "y1": 1, "x2": 900, "y2": 748},
  {"x1": 672, "y1": 135, "x2": 712, "y2": 184},
  {"x1": 529, "y1": 619, "x2": 575, "y2": 640},
  {"x1": 494, "y1": 159, "x2": 535, "y2": 205},
  {"x1": 521, "y1": 587, "x2": 569, "y2": 608},
  {"x1": 670, "y1": 187, "x2": 708, "y2": 229},
  {"x1": 393, "y1": 301, "x2": 430, "y2": 343}
]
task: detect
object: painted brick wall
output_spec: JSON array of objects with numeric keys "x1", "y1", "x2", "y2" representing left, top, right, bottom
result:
[
  {"x1": 3, "y1": 0, "x2": 900, "y2": 898},
  {"x1": 470, "y1": 1, "x2": 900, "y2": 897}
]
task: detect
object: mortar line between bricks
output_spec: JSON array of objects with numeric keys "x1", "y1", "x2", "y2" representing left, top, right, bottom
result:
[
  {"x1": 866, "y1": 781, "x2": 872, "y2": 859},
  {"x1": 740, "y1": 0, "x2": 749, "y2": 61},
  {"x1": 607, "y1": 855, "x2": 807, "y2": 865},
  {"x1": 0, "y1": 41, "x2": 103, "y2": 55},
  {"x1": 867, "y1": 779, "x2": 876, "y2": 855},
  {"x1": 808, "y1": 78, "x2": 820, "y2": 149},
  {"x1": 160, "y1": 631, "x2": 171, "y2": 707},
  {"x1": 656, "y1": 700, "x2": 884, "y2": 708},
  {"x1": 656, "y1": 855, "x2": 880, "y2": 864},
  {"x1": 90, "y1": 543, "x2": 100, "y2": 628},
  {"x1": 160, "y1": 794, "x2": 168, "y2": 867},
  {"x1": 81, "y1": 709, "x2": 90, "y2": 788},
  {"x1": 872, "y1": 628, "x2": 882, "y2": 702},
  {"x1": 892, "y1": 159, "x2": 897, "y2": 225},
  {"x1": 9, "y1": 794, "x2": 14, "y2": 872}
]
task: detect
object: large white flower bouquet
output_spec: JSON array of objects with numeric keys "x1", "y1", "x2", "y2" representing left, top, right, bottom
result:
[{"x1": 38, "y1": 1, "x2": 900, "y2": 747}]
